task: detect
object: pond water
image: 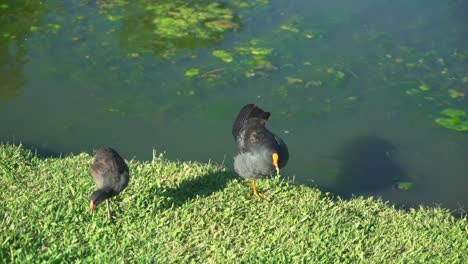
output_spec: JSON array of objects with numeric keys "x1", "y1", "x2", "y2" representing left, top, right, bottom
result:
[{"x1": 1, "y1": 0, "x2": 467, "y2": 209}]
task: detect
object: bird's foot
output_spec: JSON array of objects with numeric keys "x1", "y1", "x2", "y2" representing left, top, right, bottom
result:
[
  {"x1": 253, "y1": 190, "x2": 267, "y2": 200},
  {"x1": 252, "y1": 180, "x2": 266, "y2": 199}
]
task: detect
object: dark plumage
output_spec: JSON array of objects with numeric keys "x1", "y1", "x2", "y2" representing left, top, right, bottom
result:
[
  {"x1": 89, "y1": 147, "x2": 129, "y2": 219},
  {"x1": 232, "y1": 104, "x2": 289, "y2": 197}
]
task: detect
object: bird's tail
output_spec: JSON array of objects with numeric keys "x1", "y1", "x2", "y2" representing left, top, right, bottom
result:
[{"x1": 232, "y1": 104, "x2": 270, "y2": 138}]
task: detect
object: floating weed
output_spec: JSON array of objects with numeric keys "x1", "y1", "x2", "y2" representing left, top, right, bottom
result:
[
  {"x1": 232, "y1": 1, "x2": 250, "y2": 8},
  {"x1": 205, "y1": 20, "x2": 239, "y2": 31},
  {"x1": 97, "y1": 1, "x2": 250, "y2": 57},
  {"x1": 235, "y1": 46, "x2": 272, "y2": 57},
  {"x1": 286, "y1": 77, "x2": 303, "y2": 84},
  {"x1": 396, "y1": 182, "x2": 414, "y2": 191},
  {"x1": 106, "y1": 14, "x2": 123, "y2": 21},
  {"x1": 212, "y1": 50, "x2": 233, "y2": 63},
  {"x1": 418, "y1": 84, "x2": 430, "y2": 91},
  {"x1": 279, "y1": 16, "x2": 325, "y2": 39},
  {"x1": 305, "y1": 81, "x2": 322, "y2": 88},
  {"x1": 280, "y1": 24, "x2": 299, "y2": 33},
  {"x1": 394, "y1": 58, "x2": 405, "y2": 64},
  {"x1": 440, "y1": 108, "x2": 466, "y2": 118},
  {"x1": 326, "y1": 68, "x2": 345, "y2": 79},
  {"x1": 29, "y1": 23, "x2": 62, "y2": 34},
  {"x1": 435, "y1": 118, "x2": 468, "y2": 132},
  {"x1": 256, "y1": 0, "x2": 269, "y2": 4},
  {"x1": 448, "y1": 89, "x2": 464, "y2": 99},
  {"x1": 250, "y1": 47, "x2": 273, "y2": 56},
  {"x1": 405, "y1": 89, "x2": 420, "y2": 95},
  {"x1": 254, "y1": 60, "x2": 276, "y2": 71},
  {"x1": 435, "y1": 108, "x2": 468, "y2": 132},
  {"x1": 184, "y1": 68, "x2": 200, "y2": 78},
  {"x1": 150, "y1": 3, "x2": 236, "y2": 39},
  {"x1": 336, "y1": 71, "x2": 345, "y2": 79},
  {"x1": 128, "y1": 52, "x2": 140, "y2": 58}
]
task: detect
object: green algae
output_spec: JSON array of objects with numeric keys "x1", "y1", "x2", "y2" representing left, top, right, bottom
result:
[
  {"x1": 396, "y1": 182, "x2": 414, "y2": 191},
  {"x1": 440, "y1": 108, "x2": 466, "y2": 118},
  {"x1": 184, "y1": 68, "x2": 200, "y2": 77},
  {"x1": 212, "y1": 50, "x2": 233, "y2": 63},
  {"x1": 435, "y1": 109, "x2": 468, "y2": 132},
  {"x1": 418, "y1": 84, "x2": 430, "y2": 91}
]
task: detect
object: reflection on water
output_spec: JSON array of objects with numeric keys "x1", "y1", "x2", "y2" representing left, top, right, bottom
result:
[
  {"x1": 0, "y1": 54, "x2": 26, "y2": 101},
  {"x1": 0, "y1": 0, "x2": 467, "y2": 209},
  {"x1": 0, "y1": 1, "x2": 51, "y2": 100}
]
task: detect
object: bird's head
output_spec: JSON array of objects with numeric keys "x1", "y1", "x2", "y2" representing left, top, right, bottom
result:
[
  {"x1": 89, "y1": 190, "x2": 107, "y2": 213},
  {"x1": 272, "y1": 152, "x2": 280, "y2": 176}
]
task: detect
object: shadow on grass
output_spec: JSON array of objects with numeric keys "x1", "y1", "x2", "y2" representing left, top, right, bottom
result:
[{"x1": 161, "y1": 170, "x2": 237, "y2": 209}]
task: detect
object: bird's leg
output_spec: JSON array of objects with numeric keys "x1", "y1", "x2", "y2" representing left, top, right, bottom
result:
[
  {"x1": 106, "y1": 200, "x2": 112, "y2": 220},
  {"x1": 252, "y1": 180, "x2": 263, "y2": 198}
]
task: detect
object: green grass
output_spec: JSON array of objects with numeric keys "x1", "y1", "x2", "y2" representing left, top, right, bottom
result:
[{"x1": 0, "y1": 144, "x2": 467, "y2": 263}]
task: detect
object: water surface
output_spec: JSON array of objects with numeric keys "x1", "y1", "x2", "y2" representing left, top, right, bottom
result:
[{"x1": 1, "y1": 0, "x2": 467, "y2": 209}]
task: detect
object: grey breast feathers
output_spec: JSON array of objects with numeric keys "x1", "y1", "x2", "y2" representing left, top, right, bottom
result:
[{"x1": 234, "y1": 151, "x2": 274, "y2": 180}]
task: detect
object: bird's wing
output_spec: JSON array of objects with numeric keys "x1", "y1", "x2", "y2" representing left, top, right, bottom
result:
[
  {"x1": 273, "y1": 134, "x2": 289, "y2": 168},
  {"x1": 237, "y1": 124, "x2": 271, "y2": 152},
  {"x1": 232, "y1": 104, "x2": 270, "y2": 139},
  {"x1": 91, "y1": 158, "x2": 116, "y2": 187}
]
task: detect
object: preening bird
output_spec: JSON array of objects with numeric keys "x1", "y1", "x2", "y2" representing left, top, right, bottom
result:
[
  {"x1": 232, "y1": 104, "x2": 289, "y2": 197},
  {"x1": 89, "y1": 147, "x2": 129, "y2": 219}
]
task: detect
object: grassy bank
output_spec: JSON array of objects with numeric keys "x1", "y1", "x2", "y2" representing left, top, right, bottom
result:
[{"x1": 0, "y1": 144, "x2": 467, "y2": 263}]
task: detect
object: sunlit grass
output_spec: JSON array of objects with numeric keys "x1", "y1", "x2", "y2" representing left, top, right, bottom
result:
[{"x1": 0, "y1": 144, "x2": 466, "y2": 262}]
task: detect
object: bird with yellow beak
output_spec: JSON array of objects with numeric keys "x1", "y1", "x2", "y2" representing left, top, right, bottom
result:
[{"x1": 232, "y1": 104, "x2": 289, "y2": 197}]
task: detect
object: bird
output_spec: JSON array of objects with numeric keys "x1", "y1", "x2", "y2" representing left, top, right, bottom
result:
[
  {"x1": 232, "y1": 104, "x2": 289, "y2": 197},
  {"x1": 89, "y1": 147, "x2": 129, "y2": 219}
]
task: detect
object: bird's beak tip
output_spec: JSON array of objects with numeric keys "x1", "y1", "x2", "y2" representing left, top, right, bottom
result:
[{"x1": 90, "y1": 201, "x2": 96, "y2": 213}]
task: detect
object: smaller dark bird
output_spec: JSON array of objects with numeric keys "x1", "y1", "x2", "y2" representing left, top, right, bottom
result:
[
  {"x1": 90, "y1": 147, "x2": 129, "y2": 219},
  {"x1": 232, "y1": 104, "x2": 289, "y2": 197}
]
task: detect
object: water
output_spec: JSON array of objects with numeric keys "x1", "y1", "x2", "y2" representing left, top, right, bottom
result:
[{"x1": 1, "y1": 0, "x2": 467, "y2": 209}]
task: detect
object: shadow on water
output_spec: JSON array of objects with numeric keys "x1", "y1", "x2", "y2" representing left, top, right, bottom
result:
[
  {"x1": 19, "y1": 143, "x2": 119, "y2": 159},
  {"x1": 20, "y1": 143, "x2": 63, "y2": 158},
  {"x1": 330, "y1": 135, "x2": 408, "y2": 199},
  {"x1": 160, "y1": 170, "x2": 236, "y2": 209}
]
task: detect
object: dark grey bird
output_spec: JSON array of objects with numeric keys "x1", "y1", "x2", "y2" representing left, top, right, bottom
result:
[
  {"x1": 89, "y1": 147, "x2": 129, "y2": 219},
  {"x1": 232, "y1": 104, "x2": 289, "y2": 197}
]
